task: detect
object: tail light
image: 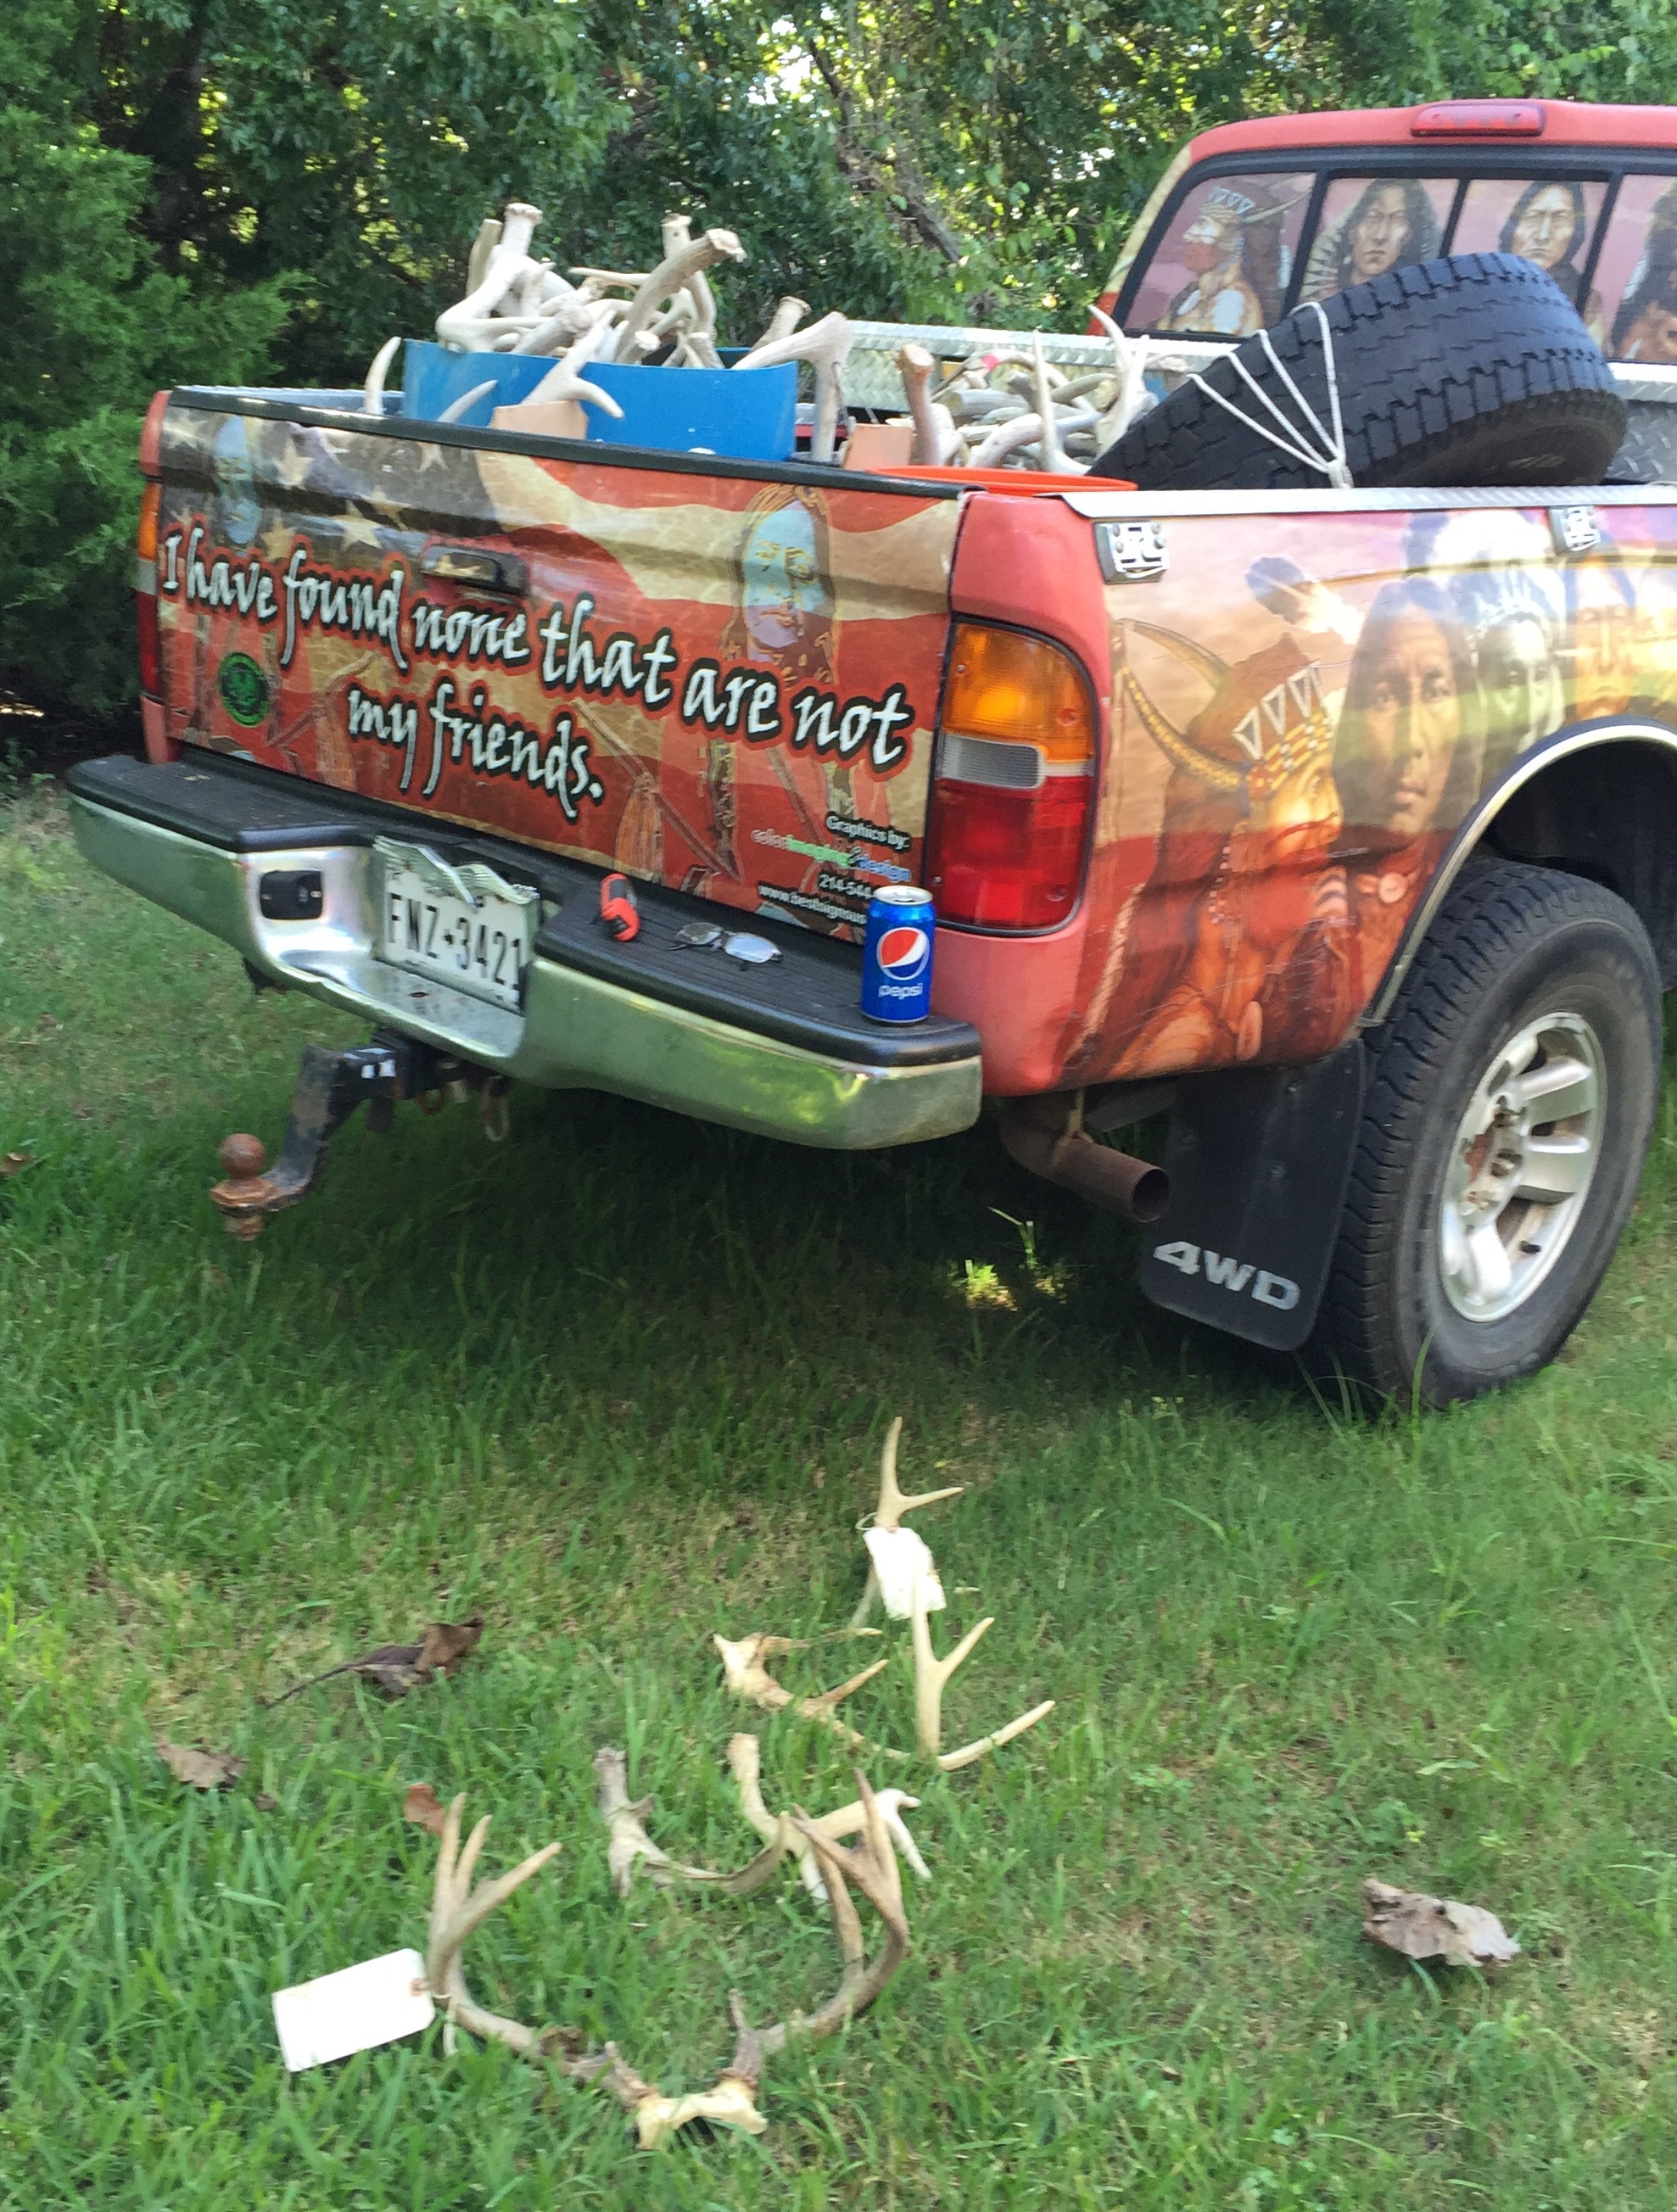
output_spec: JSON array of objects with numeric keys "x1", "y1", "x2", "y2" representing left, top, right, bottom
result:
[
  {"x1": 137, "y1": 480, "x2": 162, "y2": 698},
  {"x1": 924, "y1": 622, "x2": 1096, "y2": 930}
]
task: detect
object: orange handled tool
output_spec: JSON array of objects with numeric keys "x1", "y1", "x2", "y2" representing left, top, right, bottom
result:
[{"x1": 599, "y1": 872, "x2": 640, "y2": 942}]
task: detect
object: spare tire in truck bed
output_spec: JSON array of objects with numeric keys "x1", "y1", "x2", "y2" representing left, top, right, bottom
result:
[{"x1": 1093, "y1": 252, "x2": 1625, "y2": 492}]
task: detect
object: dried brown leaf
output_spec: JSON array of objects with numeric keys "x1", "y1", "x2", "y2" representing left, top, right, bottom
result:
[
  {"x1": 254, "y1": 1790, "x2": 280, "y2": 1813},
  {"x1": 155, "y1": 1737, "x2": 246, "y2": 1790},
  {"x1": 404, "y1": 1781, "x2": 450, "y2": 1835},
  {"x1": 417, "y1": 1613, "x2": 484, "y2": 1678},
  {"x1": 266, "y1": 1615, "x2": 484, "y2": 1705},
  {"x1": 1, "y1": 1150, "x2": 33, "y2": 1177},
  {"x1": 351, "y1": 1645, "x2": 429, "y2": 1696},
  {"x1": 1361, "y1": 1878, "x2": 1521, "y2": 1966}
]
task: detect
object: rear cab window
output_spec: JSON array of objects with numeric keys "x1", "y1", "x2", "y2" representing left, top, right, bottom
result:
[
  {"x1": 1598, "y1": 176, "x2": 1677, "y2": 364},
  {"x1": 1124, "y1": 173, "x2": 1312, "y2": 338},
  {"x1": 1111, "y1": 144, "x2": 1677, "y2": 366},
  {"x1": 1300, "y1": 178, "x2": 1455, "y2": 301}
]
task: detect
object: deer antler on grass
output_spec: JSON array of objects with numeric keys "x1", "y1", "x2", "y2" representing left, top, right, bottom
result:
[
  {"x1": 910, "y1": 1567, "x2": 1055, "y2": 1771},
  {"x1": 423, "y1": 1794, "x2": 567, "y2": 2058},
  {"x1": 770, "y1": 1772, "x2": 911, "y2": 2047},
  {"x1": 594, "y1": 1746, "x2": 787, "y2": 1899},
  {"x1": 726, "y1": 1732, "x2": 929, "y2": 1903},
  {"x1": 714, "y1": 1632, "x2": 899, "y2": 1754},
  {"x1": 584, "y1": 1997, "x2": 769, "y2": 2148},
  {"x1": 850, "y1": 1415, "x2": 964, "y2": 1628},
  {"x1": 590, "y1": 1772, "x2": 912, "y2": 2146}
]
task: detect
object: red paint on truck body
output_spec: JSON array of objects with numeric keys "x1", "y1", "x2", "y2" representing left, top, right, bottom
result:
[{"x1": 929, "y1": 492, "x2": 1151, "y2": 1096}]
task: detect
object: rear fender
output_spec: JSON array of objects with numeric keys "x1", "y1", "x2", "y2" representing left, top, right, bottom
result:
[{"x1": 1369, "y1": 718, "x2": 1677, "y2": 1014}]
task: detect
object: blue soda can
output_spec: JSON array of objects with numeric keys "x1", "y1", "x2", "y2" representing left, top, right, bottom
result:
[{"x1": 861, "y1": 885, "x2": 936, "y2": 1022}]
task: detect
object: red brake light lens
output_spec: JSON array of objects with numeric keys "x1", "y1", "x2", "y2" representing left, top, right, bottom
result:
[
  {"x1": 924, "y1": 622, "x2": 1096, "y2": 930},
  {"x1": 1411, "y1": 100, "x2": 1544, "y2": 137}
]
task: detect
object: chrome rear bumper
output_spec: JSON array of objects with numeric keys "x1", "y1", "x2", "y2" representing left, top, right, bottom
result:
[{"x1": 70, "y1": 788, "x2": 982, "y2": 1151}]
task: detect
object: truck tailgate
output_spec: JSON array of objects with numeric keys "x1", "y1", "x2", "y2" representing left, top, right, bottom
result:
[{"x1": 150, "y1": 394, "x2": 964, "y2": 937}]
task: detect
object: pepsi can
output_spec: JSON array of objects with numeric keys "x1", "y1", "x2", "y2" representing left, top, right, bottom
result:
[{"x1": 861, "y1": 885, "x2": 936, "y2": 1022}]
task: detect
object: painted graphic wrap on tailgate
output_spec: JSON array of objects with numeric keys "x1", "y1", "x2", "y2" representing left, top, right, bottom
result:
[{"x1": 154, "y1": 404, "x2": 959, "y2": 936}]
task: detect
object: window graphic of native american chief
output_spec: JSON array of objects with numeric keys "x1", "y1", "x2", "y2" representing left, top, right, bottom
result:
[
  {"x1": 1108, "y1": 607, "x2": 1353, "y2": 1079},
  {"x1": 1157, "y1": 183, "x2": 1298, "y2": 338}
]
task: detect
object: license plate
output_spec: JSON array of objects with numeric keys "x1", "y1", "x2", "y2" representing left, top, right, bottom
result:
[{"x1": 373, "y1": 837, "x2": 539, "y2": 1013}]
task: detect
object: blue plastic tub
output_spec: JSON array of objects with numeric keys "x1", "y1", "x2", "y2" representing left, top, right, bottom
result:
[
  {"x1": 400, "y1": 341, "x2": 554, "y2": 428},
  {"x1": 576, "y1": 360, "x2": 797, "y2": 461},
  {"x1": 400, "y1": 339, "x2": 798, "y2": 460}
]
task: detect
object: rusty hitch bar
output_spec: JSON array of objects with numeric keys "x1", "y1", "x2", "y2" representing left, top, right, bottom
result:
[{"x1": 209, "y1": 1032, "x2": 503, "y2": 1239}]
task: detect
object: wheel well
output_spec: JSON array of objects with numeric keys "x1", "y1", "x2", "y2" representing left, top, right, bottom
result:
[{"x1": 1477, "y1": 739, "x2": 1677, "y2": 986}]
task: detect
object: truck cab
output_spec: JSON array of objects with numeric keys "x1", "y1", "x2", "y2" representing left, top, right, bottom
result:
[{"x1": 1096, "y1": 98, "x2": 1677, "y2": 371}]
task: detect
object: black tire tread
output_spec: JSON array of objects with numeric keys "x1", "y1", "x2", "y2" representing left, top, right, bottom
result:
[
  {"x1": 1096, "y1": 253, "x2": 1625, "y2": 491},
  {"x1": 1312, "y1": 861, "x2": 1657, "y2": 1395}
]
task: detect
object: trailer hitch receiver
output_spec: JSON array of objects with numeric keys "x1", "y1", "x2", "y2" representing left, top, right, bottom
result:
[{"x1": 209, "y1": 1032, "x2": 472, "y2": 1238}]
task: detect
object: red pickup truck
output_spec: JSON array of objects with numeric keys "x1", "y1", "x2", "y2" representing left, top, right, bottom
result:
[{"x1": 69, "y1": 96, "x2": 1677, "y2": 1405}]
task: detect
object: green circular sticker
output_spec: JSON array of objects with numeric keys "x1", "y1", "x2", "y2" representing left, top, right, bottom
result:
[{"x1": 218, "y1": 651, "x2": 270, "y2": 728}]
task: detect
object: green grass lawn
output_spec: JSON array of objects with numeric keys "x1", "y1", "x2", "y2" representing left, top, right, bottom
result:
[{"x1": 7, "y1": 781, "x2": 1677, "y2": 2210}]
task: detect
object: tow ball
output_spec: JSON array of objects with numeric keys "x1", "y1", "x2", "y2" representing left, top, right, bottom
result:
[{"x1": 209, "y1": 1032, "x2": 509, "y2": 1239}]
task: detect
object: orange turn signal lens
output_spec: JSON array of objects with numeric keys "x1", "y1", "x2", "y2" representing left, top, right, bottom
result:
[
  {"x1": 942, "y1": 622, "x2": 1094, "y2": 765},
  {"x1": 137, "y1": 480, "x2": 161, "y2": 565}
]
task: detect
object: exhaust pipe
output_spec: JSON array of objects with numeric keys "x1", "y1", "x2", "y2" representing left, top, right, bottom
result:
[{"x1": 996, "y1": 1097, "x2": 1170, "y2": 1223}]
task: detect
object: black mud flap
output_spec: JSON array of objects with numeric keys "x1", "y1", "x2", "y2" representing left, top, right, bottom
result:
[{"x1": 1138, "y1": 1040, "x2": 1366, "y2": 1352}]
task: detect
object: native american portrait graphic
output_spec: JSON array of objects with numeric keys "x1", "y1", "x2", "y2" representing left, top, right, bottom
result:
[
  {"x1": 1407, "y1": 509, "x2": 1565, "y2": 788},
  {"x1": 1332, "y1": 575, "x2": 1484, "y2": 1008},
  {"x1": 210, "y1": 414, "x2": 262, "y2": 550},
  {"x1": 1110, "y1": 617, "x2": 1352, "y2": 1076},
  {"x1": 1613, "y1": 183, "x2": 1677, "y2": 364},
  {"x1": 1157, "y1": 182, "x2": 1298, "y2": 338},
  {"x1": 721, "y1": 484, "x2": 839, "y2": 690},
  {"x1": 1302, "y1": 178, "x2": 1445, "y2": 304},
  {"x1": 1501, "y1": 179, "x2": 1606, "y2": 344},
  {"x1": 1564, "y1": 543, "x2": 1640, "y2": 721}
]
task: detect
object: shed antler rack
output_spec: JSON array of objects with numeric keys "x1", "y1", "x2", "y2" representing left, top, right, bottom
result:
[
  {"x1": 720, "y1": 1419, "x2": 1056, "y2": 1772},
  {"x1": 410, "y1": 1761, "x2": 918, "y2": 2150}
]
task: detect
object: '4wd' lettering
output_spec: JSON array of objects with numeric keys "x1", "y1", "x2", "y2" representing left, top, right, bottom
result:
[{"x1": 1152, "y1": 1241, "x2": 1300, "y2": 1312}]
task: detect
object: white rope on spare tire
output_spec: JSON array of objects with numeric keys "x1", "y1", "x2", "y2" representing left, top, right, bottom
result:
[{"x1": 1184, "y1": 303, "x2": 1353, "y2": 489}]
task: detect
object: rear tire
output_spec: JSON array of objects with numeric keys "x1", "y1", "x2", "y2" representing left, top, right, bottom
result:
[{"x1": 1311, "y1": 862, "x2": 1660, "y2": 1405}]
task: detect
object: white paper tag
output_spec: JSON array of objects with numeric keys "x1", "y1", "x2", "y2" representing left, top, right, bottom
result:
[
  {"x1": 864, "y1": 1524, "x2": 946, "y2": 1618},
  {"x1": 271, "y1": 1947, "x2": 434, "y2": 2071}
]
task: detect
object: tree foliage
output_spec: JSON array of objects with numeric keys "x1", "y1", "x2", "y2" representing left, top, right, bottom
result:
[
  {"x1": 7, "y1": 0, "x2": 1677, "y2": 710},
  {"x1": 0, "y1": 0, "x2": 288, "y2": 711}
]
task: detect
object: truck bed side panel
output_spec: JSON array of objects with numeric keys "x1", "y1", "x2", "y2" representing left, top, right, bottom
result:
[
  {"x1": 1063, "y1": 499, "x2": 1677, "y2": 1088},
  {"x1": 153, "y1": 399, "x2": 960, "y2": 938}
]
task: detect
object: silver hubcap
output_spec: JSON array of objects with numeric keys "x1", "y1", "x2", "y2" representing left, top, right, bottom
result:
[{"x1": 1438, "y1": 1012, "x2": 1605, "y2": 1323}]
